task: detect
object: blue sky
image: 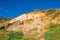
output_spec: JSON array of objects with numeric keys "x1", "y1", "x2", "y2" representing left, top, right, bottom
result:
[{"x1": 0, "y1": 0, "x2": 60, "y2": 18}]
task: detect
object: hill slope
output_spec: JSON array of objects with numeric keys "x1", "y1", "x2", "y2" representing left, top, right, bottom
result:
[{"x1": 0, "y1": 9, "x2": 60, "y2": 40}]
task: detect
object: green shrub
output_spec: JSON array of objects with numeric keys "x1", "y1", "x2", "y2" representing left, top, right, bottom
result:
[
  {"x1": 7, "y1": 31, "x2": 25, "y2": 40},
  {"x1": 44, "y1": 24, "x2": 60, "y2": 40},
  {"x1": 44, "y1": 31, "x2": 52, "y2": 40}
]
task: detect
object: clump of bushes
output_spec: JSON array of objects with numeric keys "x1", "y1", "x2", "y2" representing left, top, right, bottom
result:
[
  {"x1": 0, "y1": 30, "x2": 27, "y2": 40},
  {"x1": 7, "y1": 31, "x2": 24, "y2": 40}
]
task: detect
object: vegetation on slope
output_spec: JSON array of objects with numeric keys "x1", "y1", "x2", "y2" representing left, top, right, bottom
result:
[
  {"x1": 0, "y1": 18, "x2": 12, "y2": 29},
  {"x1": 0, "y1": 9, "x2": 60, "y2": 40},
  {"x1": 0, "y1": 29, "x2": 26, "y2": 40},
  {"x1": 44, "y1": 24, "x2": 60, "y2": 40}
]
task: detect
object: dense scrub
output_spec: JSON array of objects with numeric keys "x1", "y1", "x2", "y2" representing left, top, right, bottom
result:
[
  {"x1": 44, "y1": 24, "x2": 60, "y2": 40},
  {"x1": 0, "y1": 30, "x2": 26, "y2": 40}
]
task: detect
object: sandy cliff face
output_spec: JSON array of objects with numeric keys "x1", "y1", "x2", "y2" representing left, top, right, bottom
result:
[
  {"x1": 7, "y1": 9, "x2": 60, "y2": 40},
  {"x1": 10, "y1": 10, "x2": 45, "y2": 23}
]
